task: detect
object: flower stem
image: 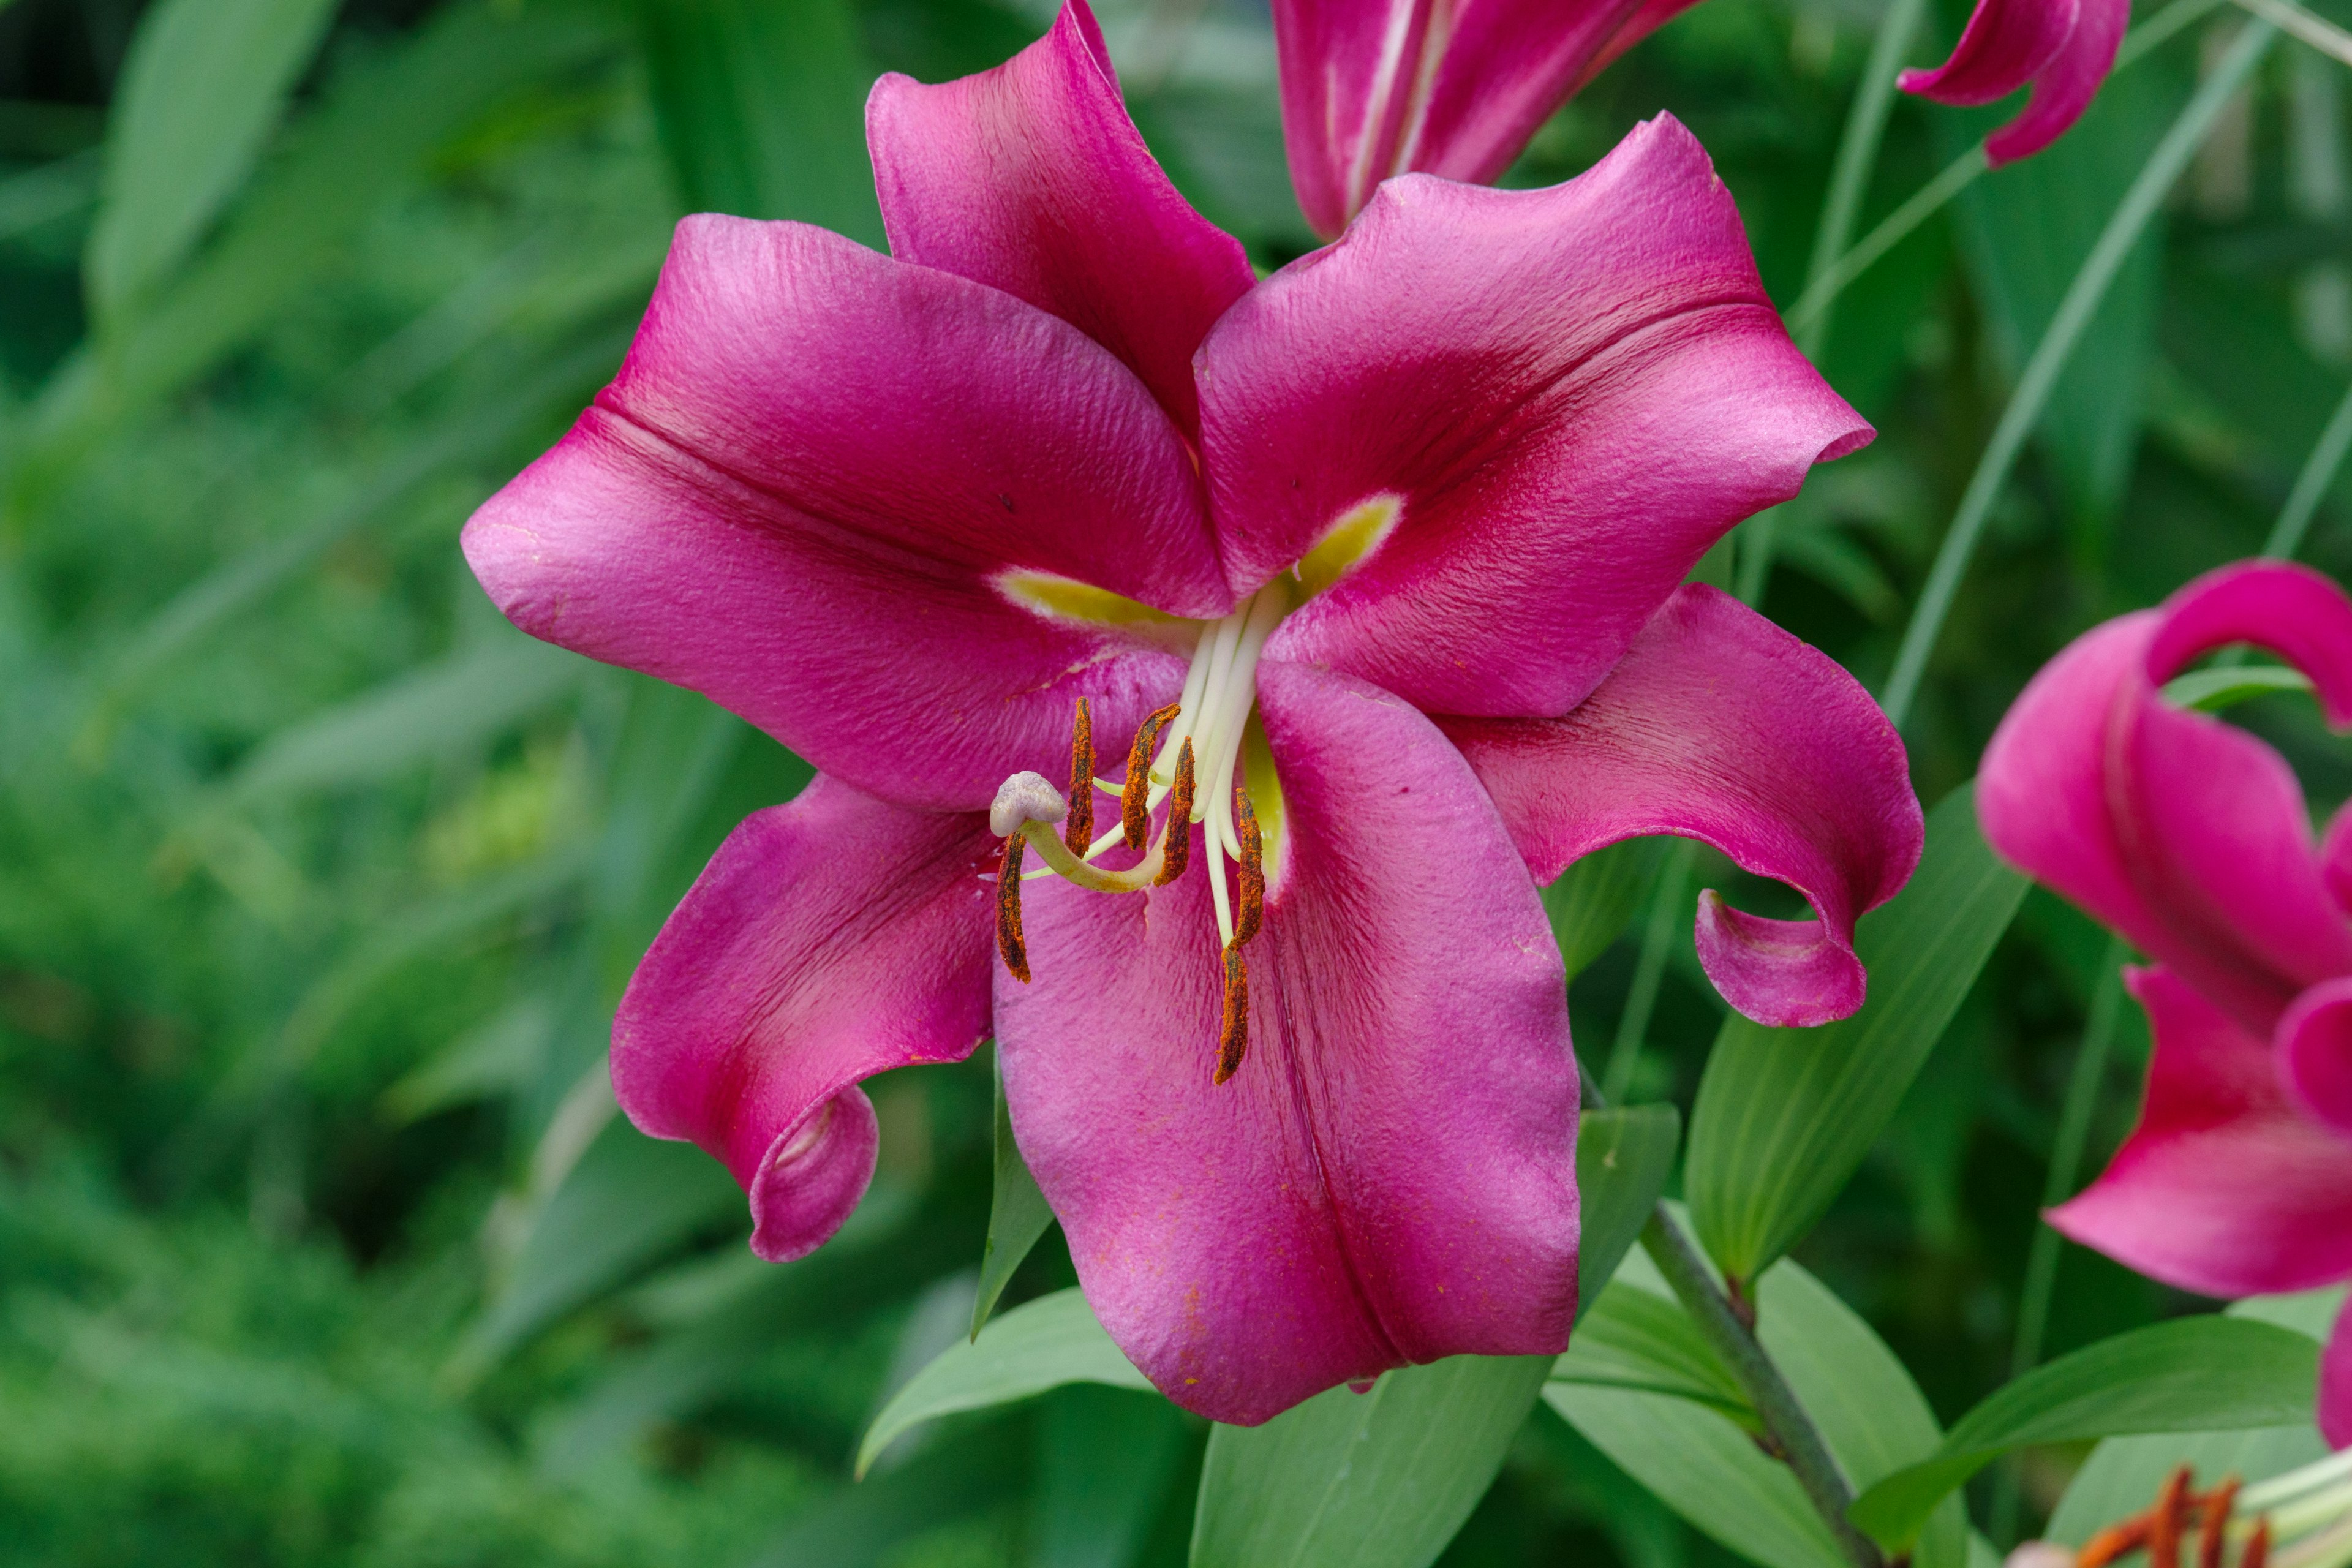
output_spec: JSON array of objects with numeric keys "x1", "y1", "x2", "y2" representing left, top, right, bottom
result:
[
  {"x1": 1640, "y1": 1204, "x2": 1888, "y2": 1568},
  {"x1": 1880, "y1": 18, "x2": 2278, "y2": 731}
]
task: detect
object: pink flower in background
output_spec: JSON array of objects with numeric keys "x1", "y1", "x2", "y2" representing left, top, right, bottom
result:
[
  {"x1": 462, "y1": 0, "x2": 1920, "y2": 1424},
  {"x1": 1979, "y1": 560, "x2": 2352, "y2": 1448},
  {"x1": 1898, "y1": 0, "x2": 2126, "y2": 165},
  {"x1": 1273, "y1": 0, "x2": 1705, "y2": 238}
]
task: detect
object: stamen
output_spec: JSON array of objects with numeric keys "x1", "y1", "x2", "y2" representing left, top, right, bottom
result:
[
  {"x1": 1155, "y1": 739, "x2": 1196, "y2": 886},
  {"x1": 997, "y1": 834, "x2": 1031, "y2": 983},
  {"x1": 1234, "y1": 786, "x2": 1264, "y2": 946},
  {"x1": 1065, "y1": 699, "x2": 1095, "y2": 853},
  {"x1": 2246, "y1": 1519, "x2": 2272, "y2": 1568},
  {"x1": 2204, "y1": 1480, "x2": 2243, "y2": 1568},
  {"x1": 1123, "y1": 701, "x2": 1182, "y2": 851},
  {"x1": 2154, "y1": 1468, "x2": 2195, "y2": 1568},
  {"x1": 1215, "y1": 946, "x2": 1249, "y2": 1082}
]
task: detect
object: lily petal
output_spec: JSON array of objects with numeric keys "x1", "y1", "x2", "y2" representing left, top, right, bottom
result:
[
  {"x1": 1199, "y1": 116, "x2": 1869, "y2": 722},
  {"x1": 1273, "y1": 0, "x2": 1672, "y2": 239},
  {"x1": 613, "y1": 775, "x2": 997, "y2": 1262},
  {"x1": 2324, "y1": 1297, "x2": 2352, "y2": 1450},
  {"x1": 1979, "y1": 561, "x2": 2352, "y2": 1037},
  {"x1": 1439, "y1": 586, "x2": 1921, "y2": 1027},
  {"x1": 868, "y1": 0, "x2": 1253, "y2": 436},
  {"x1": 2280, "y1": 978, "x2": 2352, "y2": 1140},
  {"x1": 1896, "y1": 0, "x2": 2079, "y2": 110},
  {"x1": 2049, "y1": 967, "x2": 2352, "y2": 1300},
  {"x1": 996, "y1": 660, "x2": 1579, "y2": 1425},
  {"x1": 464, "y1": 214, "x2": 1223, "y2": 812},
  {"x1": 1980, "y1": 0, "x2": 2129, "y2": 166}
]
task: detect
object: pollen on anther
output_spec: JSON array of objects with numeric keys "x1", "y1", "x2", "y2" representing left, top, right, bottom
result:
[
  {"x1": 2197, "y1": 1479, "x2": 2239, "y2": 1568},
  {"x1": 1121, "y1": 701, "x2": 1182, "y2": 851},
  {"x1": 996, "y1": 834, "x2": 1031, "y2": 982},
  {"x1": 1234, "y1": 786, "x2": 1264, "y2": 946},
  {"x1": 1215, "y1": 946, "x2": 1250, "y2": 1084},
  {"x1": 1155, "y1": 739, "x2": 1195, "y2": 886},
  {"x1": 2149, "y1": 1468, "x2": 2192, "y2": 1568},
  {"x1": 2242, "y1": 1518, "x2": 2271, "y2": 1568},
  {"x1": 1065, "y1": 699, "x2": 1095, "y2": 853}
]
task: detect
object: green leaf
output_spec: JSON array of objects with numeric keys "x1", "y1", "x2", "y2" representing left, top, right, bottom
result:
[
  {"x1": 1576, "y1": 1103, "x2": 1681, "y2": 1325},
  {"x1": 1849, "y1": 1317, "x2": 2323, "y2": 1551},
  {"x1": 2162, "y1": 665, "x2": 2313, "y2": 712},
  {"x1": 1036, "y1": 1385, "x2": 1193, "y2": 1568},
  {"x1": 87, "y1": 0, "x2": 339, "y2": 322},
  {"x1": 635, "y1": 0, "x2": 882, "y2": 241},
  {"x1": 750, "y1": 1417, "x2": 1031, "y2": 1568},
  {"x1": 858, "y1": 1287, "x2": 1153, "y2": 1477},
  {"x1": 973, "y1": 1049, "x2": 1056, "y2": 1338},
  {"x1": 1549, "y1": 1252, "x2": 1969, "y2": 1568},
  {"x1": 1545, "y1": 838, "x2": 1668, "y2": 980},
  {"x1": 1686, "y1": 782, "x2": 2028, "y2": 1283},
  {"x1": 1189, "y1": 1354, "x2": 1553, "y2": 1568}
]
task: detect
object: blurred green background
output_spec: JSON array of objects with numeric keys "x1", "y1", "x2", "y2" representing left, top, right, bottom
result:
[{"x1": 2, "y1": 0, "x2": 2348, "y2": 1561}]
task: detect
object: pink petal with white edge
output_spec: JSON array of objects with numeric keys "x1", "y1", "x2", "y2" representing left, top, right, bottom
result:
[
  {"x1": 1272, "y1": 0, "x2": 1671, "y2": 239},
  {"x1": 2280, "y1": 978, "x2": 2352, "y2": 1140},
  {"x1": 1979, "y1": 561, "x2": 2352, "y2": 1037},
  {"x1": 2049, "y1": 967, "x2": 2352, "y2": 1300},
  {"x1": 1896, "y1": 0, "x2": 2079, "y2": 109},
  {"x1": 1199, "y1": 117, "x2": 1870, "y2": 722},
  {"x1": 995, "y1": 660, "x2": 1579, "y2": 1425},
  {"x1": 868, "y1": 0, "x2": 1253, "y2": 437},
  {"x1": 1439, "y1": 586, "x2": 1921, "y2": 1027},
  {"x1": 613, "y1": 776, "x2": 997, "y2": 1262},
  {"x1": 2323, "y1": 1297, "x2": 2352, "y2": 1449},
  {"x1": 464, "y1": 214, "x2": 1223, "y2": 812}
]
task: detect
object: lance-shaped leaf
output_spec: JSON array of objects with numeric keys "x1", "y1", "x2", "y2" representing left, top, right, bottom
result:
[
  {"x1": 1849, "y1": 1317, "x2": 2323, "y2": 1552},
  {"x1": 1687, "y1": 783, "x2": 2027, "y2": 1282},
  {"x1": 972, "y1": 1049, "x2": 1056, "y2": 1338},
  {"x1": 1576, "y1": 1102, "x2": 1681, "y2": 1324}
]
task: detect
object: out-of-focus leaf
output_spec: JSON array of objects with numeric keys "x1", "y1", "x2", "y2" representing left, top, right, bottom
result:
[
  {"x1": 749, "y1": 1415, "x2": 1031, "y2": 1568},
  {"x1": 1686, "y1": 783, "x2": 2027, "y2": 1283},
  {"x1": 1577, "y1": 1103, "x2": 1680, "y2": 1325},
  {"x1": 1190, "y1": 1353, "x2": 1551, "y2": 1568},
  {"x1": 381, "y1": 991, "x2": 554, "y2": 1123},
  {"x1": 0, "y1": 149, "x2": 99, "y2": 243},
  {"x1": 1545, "y1": 838, "x2": 1668, "y2": 980},
  {"x1": 86, "y1": 0, "x2": 339, "y2": 322},
  {"x1": 973, "y1": 1049, "x2": 1055, "y2": 1338},
  {"x1": 1850, "y1": 1317, "x2": 2321, "y2": 1551},
  {"x1": 453, "y1": 1114, "x2": 744, "y2": 1380},
  {"x1": 1036, "y1": 1384, "x2": 1192, "y2": 1568},
  {"x1": 635, "y1": 0, "x2": 881, "y2": 240},
  {"x1": 2163, "y1": 664, "x2": 2314, "y2": 710},
  {"x1": 221, "y1": 635, "x2": 579, "y2": 805},
  {"x1": 1945, "y1": 56, "x2": 2182, "y2": 531},
  {"x1": 859, "y1": 1287, "x2": 1153, "y2": 1476},
  {"x1": 1550, "y1": 1251, "x2": 1969, "y2": 1568}
]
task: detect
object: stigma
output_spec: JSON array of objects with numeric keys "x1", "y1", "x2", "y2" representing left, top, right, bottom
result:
[{"x1": 989, "y1": 582, "x2": 1289, "y2": 1084}]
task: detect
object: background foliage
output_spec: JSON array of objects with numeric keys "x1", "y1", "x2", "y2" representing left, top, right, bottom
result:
[{"x1": 2, "y1": 0, "x2": 2349, "y2": 1561}]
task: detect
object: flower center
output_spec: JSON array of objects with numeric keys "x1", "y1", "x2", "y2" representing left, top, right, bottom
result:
[{"x1": 987, "y1": 495, "x2": 1402, "y2": 1084}]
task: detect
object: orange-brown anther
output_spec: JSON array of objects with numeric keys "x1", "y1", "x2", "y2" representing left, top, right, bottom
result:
[
  {"x1": 2150, "y1": 1468, "x2": 2195, "y2": 1568},
  {"x1": 2080, "y1": 1517, "x2": 2154, "y2": 1568},
  {"x1": 2198, "y1": 1479, "x2": 2241, "y2": 1568},
  {"x1": 1065, "y1": 699, "x2": 1095, "y2": 853},
  {"x1": 2242, "y1": 1518, "x2": 2271, "y2": 1568},
  {"x1": 1234, "y1": 786, "x2": 1264, "y2": 947},
  {"x1": 1154, "y1": 739, "x2": 1196, "y2": 886},
  {"x1": 1121, "y1": 701, "x2": 1183, "y2": 850},
  {"x1": 996, "y1": 834, "x2": 1031, "y2": 983},
  {"x1": 1215, "y1": 946, "x2": 1250, "y2": 1083}
]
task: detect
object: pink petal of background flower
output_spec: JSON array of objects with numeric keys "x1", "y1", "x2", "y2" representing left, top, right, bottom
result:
[{"x1": 1899, "y1": 0, "x2": 2128, "y2": 165}]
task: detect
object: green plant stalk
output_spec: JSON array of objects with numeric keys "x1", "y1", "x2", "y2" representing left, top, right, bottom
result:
[
  {"x1": 1880, "y1": 19, "x2": 2278, "y2": 730},
  {"x1": 1641, "y1": 1204, "x2": 1888, "y2": 1568},
  {"x1": 1604, "y1": 843, "x2": 1696, "y2": 1101},
  {"x1": 2263, "y1": 379, "x2": 2352, "y2": 560},
  {"x1": 1989, "y1": 940, "x2": 2129, "y2": 1543}
]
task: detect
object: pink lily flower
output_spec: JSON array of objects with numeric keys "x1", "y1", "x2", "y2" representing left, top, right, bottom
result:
[
  {"x1": 1979, "y1": 560, "x2": 2352, "y2": 1449},
  {"x1": 460, "y1": 0, "x2": 1921, "y2": 1423},
  {"x1": 1898, "y1": 0, "x2": 2126, "y2": 166},
  {"x1": 1273, "y1": 0, "x2": 1706, "y2": 239}
]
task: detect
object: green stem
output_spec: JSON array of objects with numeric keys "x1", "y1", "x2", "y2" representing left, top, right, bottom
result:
[
  {"x1": 2263, "y1": 379, "x2": 2352, "y2": 560},
  {"x1": 1879, "y1": 20, "x2": 2278, "y2": 731},
  {"x1": 1641, "y1": 1205, "x2": 1887, "y2": 1568},
  {"x1": 1604, "y1": 843, "x2": 1696, "y2": 1102}
]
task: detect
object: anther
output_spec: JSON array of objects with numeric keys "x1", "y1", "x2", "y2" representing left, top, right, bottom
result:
[
  {"x1": 2243, "y1": 1518, "x2": 2271, "y2": 1568},
  {"x1": 1215, "y1": 946, "x2": 1250, "y2": 1083},
  {"x1": 2152, "y1": 1468, "x2": 2194, "y2": 1568},
  {"x1": 2199, "y1": 1479, "x2": 2240, "y2": 1568},
  {"x1": 1234, "y1": 785, "x2": 1264, "y2": 947},
  {"x1": 1155, "y1": 739, "x2": 1195, "y2": 886},
  {"x1": 997, "y1": 835, "x2": 1031, "y2": 982},
  {"x1": 1065, "y1": 699, "x2": 1095, "y2": 853},
  {"x1": 1122, "y1": 701, "x2": 1182, "y2": 850}
]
